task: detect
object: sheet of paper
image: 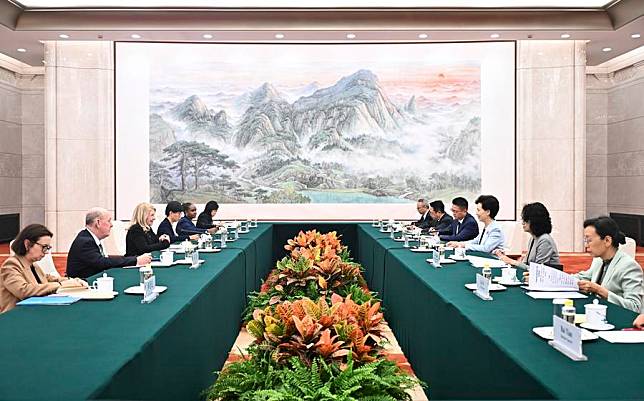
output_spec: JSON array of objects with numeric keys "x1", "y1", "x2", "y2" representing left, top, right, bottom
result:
[
  {"x1": 467, "y1": 255, "x2": 508, "y2": 268},
  {"x1": 528, "y1": 262, "x2": 578, "y2": 291},
  {"x1": 597, "y1": 331, "x2": 644, "y2": 344},
  {"x1": 526, "y1": 291, "x2": 588, "y2": 300}
]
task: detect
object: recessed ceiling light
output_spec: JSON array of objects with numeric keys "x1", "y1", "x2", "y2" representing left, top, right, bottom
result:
[
  {"x1": 631, "y1": 33, "x2": 641, "y2": 39},
  {"x1": 274, "y1": 33, "x2": 285, "y2": 39},
  {"x1": 560, "y1": 33, "x2": 571, "y2": 39},
  {"x1": 602, "y1": 47, "x2": 612, "y2": 52},
  {"x1": 418, "y1": 33, "x2": 428, "y2": 39},
  {"x1": 131, "y1": 34, "x2": 142, "y2": 39},
  {"x1": 490, "y1": 33, "x2": 500, "y2": 39},
  {"x1": 58, "y1": 34, "x2": 69, "y2": 39},
  {"x1": 346, "y1": 33, "x2": 356, "y2": 39},
  {"x1": 17, "y1": 48, "x2": 26, "y2": 52},
  {"x1": 202, "y1": 34, "x2": 213, "y2": 39}
]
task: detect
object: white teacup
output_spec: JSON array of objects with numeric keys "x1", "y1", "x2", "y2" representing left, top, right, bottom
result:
[
  {"x1": 501, "y1": 267, "x2": 517, "y2": 282},
  {"x1": 91, "y1": 274, "x2": 114, "y2": 292},
  {"x1": 160, "y1": 250, "x2": 174, "y2": 265},
  {"x1": 454, "y1": 247, "x2": 466, "y2": 258},
  {"x1": 584, "y1": 302, "x2": 608, "y2": 326}
]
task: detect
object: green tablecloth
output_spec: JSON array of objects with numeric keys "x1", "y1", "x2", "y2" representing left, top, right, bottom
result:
[
  {"x1": 0, "y1": 224, "x2": 272, "y2": 401},
  {"x1": 356, "y1": 223, "x2": 644, "y2": 400}
]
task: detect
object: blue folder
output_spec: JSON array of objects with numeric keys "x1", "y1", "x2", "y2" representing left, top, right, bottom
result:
[{"x1": 17, "y1": 295, "x2": 81, "y2": 306}]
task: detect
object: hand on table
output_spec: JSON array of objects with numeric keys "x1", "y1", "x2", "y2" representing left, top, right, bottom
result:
[
  {"x1": 189, "y1": 234, "x2": 200, "y2": 241},
  {"x1": 137, "y1": 254, "x2": 152, "y2": 266},
  {"x1": 447, "y1": 241, "x2": 464, "y2": 248},
  {"x1": 159, "y1": 234, "x2": 171, "y2": 243},
  {"x1": 577, "y1": 280, "x2": 608, "y2": 299},
  {"x1": 60, "y1": 278, "x2": 88, "y2": 289},
  {"x1": 207, "y1": 227, "x2": 218, "y2": 235},
  {"x1": 633, "y1": 314, "x2": 644, "y2": 329},
  {"x1": 493, "y1": 249, "x2": 516, "y2": 266}
]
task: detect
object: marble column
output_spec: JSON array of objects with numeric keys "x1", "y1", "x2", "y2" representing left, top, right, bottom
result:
[
  {"x1": 44, "y1": 41, "x2": 115, "y2": 251},
  {"x1": 516, "y1": 40, "x2": 586, "y2": 252}
]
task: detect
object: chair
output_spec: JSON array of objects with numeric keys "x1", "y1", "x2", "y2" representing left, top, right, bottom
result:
[
  {"x1": 9, "y1": 240, "x2": 15, "y2": 256},
  {"x1": 619, "y1": 237, "x2": 636, "y2": 258},
  {"x1": 35, "y1": 253, "x2": 61, "y2": 277},
  {"x1": 103, "y1": 221, "x2": 128, "y2": 256}
]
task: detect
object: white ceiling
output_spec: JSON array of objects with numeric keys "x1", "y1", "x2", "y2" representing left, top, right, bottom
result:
[{"x1": 12, "y1": 0, "x2": 616, "y2": 8}]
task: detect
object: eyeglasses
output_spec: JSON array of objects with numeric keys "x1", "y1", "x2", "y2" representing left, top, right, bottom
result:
[
  {"x1": 34, "y1": 242, "x2": 52, "y2": 253},
  {"x1": 583, "y1": 237, "x2": 595, "y2": 245}
]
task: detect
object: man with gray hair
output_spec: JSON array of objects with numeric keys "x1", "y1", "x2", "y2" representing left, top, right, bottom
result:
[
  {"x1": 66, "y1": 208, "x2": 152, "y2": 278},
  {"x1": 410, "y1": 198, "x2": 433, "y2": 231}
]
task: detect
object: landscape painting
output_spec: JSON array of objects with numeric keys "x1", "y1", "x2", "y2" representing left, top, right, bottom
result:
[{"x1": 147, "y1": 43, "x2": 481, "y2": 204}]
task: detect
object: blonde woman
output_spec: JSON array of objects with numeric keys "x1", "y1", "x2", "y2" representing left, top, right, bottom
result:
[{"x1": 125, "y1": 202, "x2": 170, "y2": 257}]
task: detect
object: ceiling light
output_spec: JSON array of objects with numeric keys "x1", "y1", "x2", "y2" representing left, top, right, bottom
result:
[
  {"x1": 602, "y1": 47, "x2": 612, "y2": 52},
  {"x1": 490, "y1": 33, "x2": 500, "y2": 39},
  {"x1": 346, "y1": 33, "x2": 356, "y2": 39},
  {"x1": 418, "y1": 33, "x2": 428, "y2": 39},
  {"x1": 58, "y1": 34, "x2": 69, "y2": 39},
  {"x1": 560, "y1": 33, "x2": 571, "y2": 39},
  {"x1": 131, "y1": 34, "x2": 142, "y2": 39},
  {"x1": 17, "y1": 48, "x2": 26, "y2": 52},
  {"x1": 631, "y1": 33, "x2": 641, "y2": 39},
  {"x1": 202, "y1": 34, "x2": 213, "y2": 39},
  {"x1": 274, "y1": 33, "x2": 285, "y2": 39}
]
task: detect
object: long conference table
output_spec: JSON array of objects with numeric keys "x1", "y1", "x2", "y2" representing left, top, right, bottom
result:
[{"x1": 0, "y1": 222, "x2": 642, "y2": 401}]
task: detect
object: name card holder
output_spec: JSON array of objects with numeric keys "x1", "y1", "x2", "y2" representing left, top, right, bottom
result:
[
  {"x1": 548, "y1": 316, "x2": 587, "y2": 361},
  {"x1": 432, "y1": 249, "x2": 441, "y2": 268},
  {"x1": 473, "y1": 273, "x2": 493, "y2": 301},
  {"x1": 141, "y1": 275, "x2": 158, "y2": 304},
  {"x1": 190, "y1": 250, "x2": 200, "y2": 269}
]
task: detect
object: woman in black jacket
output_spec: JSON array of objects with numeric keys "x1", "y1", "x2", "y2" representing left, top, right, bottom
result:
[
  {"x1": 196, "y1": 200, "x2": 219, "y2": 230},
  {"x1": 125, "y1": 202, "x2": 170, "y2": 256}
]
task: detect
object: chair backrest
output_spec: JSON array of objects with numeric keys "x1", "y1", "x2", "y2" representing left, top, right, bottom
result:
[
  {"x1": 102, "y1": 221, "x2": 128, "y2": 256},
  {"x1": 497, "y1": 221, "x2": 524, "y2": 254},
  {"x1": 545, "y1": 263, "x2": 564, "y2": 271},
  {"x1": 619, "y1": 237, "x2": 636, "y2": 259},
  {"x1": 34, "y1": 253, "x2": 60, "y2": 277},
  {"x1": 8, "y1": 240, "x2": 15, "y2": 256}
]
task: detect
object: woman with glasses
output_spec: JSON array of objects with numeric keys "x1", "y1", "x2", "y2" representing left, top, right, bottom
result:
[
  {"x1": 574, "y1": 216, "x2": 643, "y2": 313},
  {"x1": 494, "y1": 202, "x2": 561, "y2": 269},
  {"x1": 0, "y1": 224, "x2": 87, "y2": 313}
]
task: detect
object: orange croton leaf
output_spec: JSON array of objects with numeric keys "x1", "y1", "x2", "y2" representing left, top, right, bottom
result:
[{"x1": 315, "y1": 329, "x2": 343, "y2": 358}]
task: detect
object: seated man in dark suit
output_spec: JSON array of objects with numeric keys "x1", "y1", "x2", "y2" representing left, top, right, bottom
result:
[
  {"x1": 176, "y1": 202, "x2": 218, "y2": 237},
  {"x1": 410, "y1": 198, "x2": 433, "y2": 231},
  {"x1": 66, "y1": 207, "x2": 152, "y2": 279},
  {"x1": 157, "y1": 201, "x2": 199, "y2": 243},
  {"x1": 438, "y1": 197, "x2": 479, "y2": 242},
  {"x1": 428, "y1": 200, "x2": 453, "y2": 233}
]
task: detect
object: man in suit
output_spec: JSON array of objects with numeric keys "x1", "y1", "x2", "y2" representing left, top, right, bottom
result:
[
  {"x1": 410, "y1": 199, "x2": 433, "y2": 231},
  {"x1": 438, "y1": 197, "x2": 479, "y2": 242},
  {"x1": 66, "y1": 208, "x2": 152, "y2": 279},
  {"x1": 428, "y1": 200, "x2": 453, "y2": 233}
]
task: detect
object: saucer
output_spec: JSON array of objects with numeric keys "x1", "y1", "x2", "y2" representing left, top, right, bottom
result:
[
  {"x1": 449, "y1": 255, "x2": 468, "y2": 261},
  {"x1": 580, "y1": 322, "x2": 615, "y2": 331},
  {"x1": 151, "y1": 261, "x2": 176, "y2": 268},
  {"x1": 492, "y1": 277, "x2": 523, "y2": 286},
  {"x1": 174, "y1": 259, "x2": 205, "y2": 265},
  {"x1": 533, "y1": 326, "x2": 598, "y2": 341},
  {"x1": 124, "y1": 285, "x2": 167, "y2": 295},
  {"x1": 425, "y1": 258, "x2": 456, "y2": 264},
  {"x1": 198, "y1": 248, "x2": 221, "y2": 253},
  {"x1": 410, "y1": 248, "x2": 433, "y2": 253},
  {"x1": 464, "y1": 283, "x2": 507, "y2": 291}
]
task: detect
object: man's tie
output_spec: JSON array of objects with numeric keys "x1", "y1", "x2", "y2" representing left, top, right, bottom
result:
[
  {"x1": 456, "y1": 221, "x2": 461, "y2": 235},
  {"x1": 98, "y1": 243, "x2": 106, "y2": 257}
]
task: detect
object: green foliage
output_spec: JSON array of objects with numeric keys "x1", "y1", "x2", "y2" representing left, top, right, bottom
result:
[{"x1": 205, "y1": 351, "x2": 423, "y2": 401}]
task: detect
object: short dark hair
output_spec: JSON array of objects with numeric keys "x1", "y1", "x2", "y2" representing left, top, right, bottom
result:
[
  {"x1": 203, "y1": 200, "x2": 220, "y2": 215},
  {"x1": 11, "y1": 224, "x2": 53, "y2": 256},
  {"x1": 182, "y1": 202, "x2": 195, "y2": 214},
  {"x1": 521, "y1": 202, "x2": 552, "y2": 236},
  {"x1": 583, "y1": 216, "x2": 626, "y2": 249},
  {"x1": 475, "y1": 195, "x2": 500, "y2": 219},
  {"x1": 452, "y1": 197, "x2": 468, "y2": 210},
  {"x1": 165, "y1": 201, "x2": 183, "y2": 216},
  {"x1": 429, "y1": 200, "x2": 445, "y2": 213}
]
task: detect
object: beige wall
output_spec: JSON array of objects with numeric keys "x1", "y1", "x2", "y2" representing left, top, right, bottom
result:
[
  {"x1": 0, "y1": 66, "x2": 45, "y2": 228},
  {"x1": 586, "y1": 62, "x2": 644, "y2": 218}
]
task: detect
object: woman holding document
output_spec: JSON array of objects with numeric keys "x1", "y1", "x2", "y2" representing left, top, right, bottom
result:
[
  {"x1": 0, "y1": 224, "x2": 87, "y2": 313},
  {"x1": 574, "y1": 216, "x2": 643, "y2": 313}
]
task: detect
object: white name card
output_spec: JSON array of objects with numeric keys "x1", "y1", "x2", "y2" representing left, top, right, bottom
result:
[
  {"x1": 141, "y1": 275, "x2": 158, "y2": 304},
  {"x1": 190, "y1": 250, "x2": 200, "y2": 269},
  {"x1": 528, "y1": 262, "x2": 579, "y2": 291},
  {"x1": 549, "y1": 316, "x2": 587, "y2": 361},
  {"x1": 474, "y1": 273, "x2": 492, "y2": 301},
  {"x1": 432, "y1": 249, "x2": 441, "y2": 267}
]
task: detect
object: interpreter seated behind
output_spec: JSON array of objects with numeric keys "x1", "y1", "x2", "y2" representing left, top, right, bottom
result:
[
  {"x1": 448, "y1": 195, "x2": 505, "y2": 254},
  {"x1": 177, "y1": 202, "x2": 218, "y2": 236},
  {"x1": 0, "y1": 224, "x2": 87, "y2": 313}
]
